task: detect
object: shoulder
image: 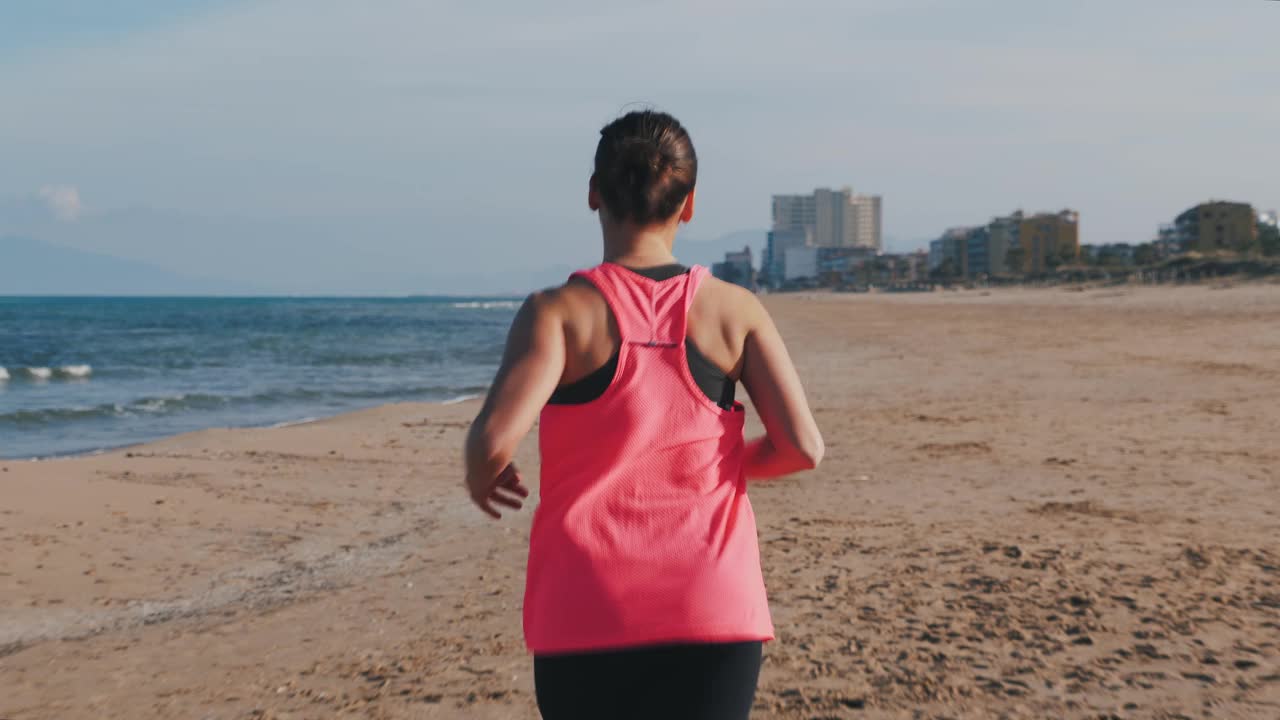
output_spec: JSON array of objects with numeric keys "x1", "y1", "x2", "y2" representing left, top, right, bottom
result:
[
  {"x1": 514, "y1": 277, "x2": 604, "y2": 330},
  {"x1": 506, "y1": 284, "x2": 569, "y2": 337},
  {"x1": 521, "y1": 272, "x2": 595, "y2": 309},
  {"x1": 695, "y1": 272, "x2": 766, "y2": 321}
]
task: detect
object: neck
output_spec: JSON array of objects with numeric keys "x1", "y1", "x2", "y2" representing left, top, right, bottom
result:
[{"x1": 601, "y1": 221, "x2": 679, "y2": 268}]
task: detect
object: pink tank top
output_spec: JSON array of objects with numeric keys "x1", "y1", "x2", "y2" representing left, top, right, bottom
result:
[{"x1": 523, "y1": 262, "x2": 774, "y2": 654}]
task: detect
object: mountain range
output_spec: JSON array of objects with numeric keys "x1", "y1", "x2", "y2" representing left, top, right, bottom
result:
[
  {"x1": 0, "y1": 235, "x2": 260, "y2": 295},
  {"x1": 0, "y1": 229, "x2": 766, "y2": 296}
]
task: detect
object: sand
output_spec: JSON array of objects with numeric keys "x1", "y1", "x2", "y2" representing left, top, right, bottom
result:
[{"x1": 2, "y1": 283, "x2": 1278, "y2": 720}]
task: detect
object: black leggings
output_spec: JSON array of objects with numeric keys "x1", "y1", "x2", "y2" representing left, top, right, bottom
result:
[{"x1": 534, "y1": 641, "x2": 763, "y2": 720}]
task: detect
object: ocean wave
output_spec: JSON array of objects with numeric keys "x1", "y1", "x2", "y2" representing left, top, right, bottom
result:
[
  {"x1": 0, "y1": 404, "x2": 118, "y2": 425},
  {"x1": 59, "y1": 364, "x2": 93, "y2": 378},
  {"x1": 0, "y1": 384, "x2": 489, "y2": 427},
  {"x1": 0, "y1": 365, "x2": 93, "y2": 381},
  {"x1": 0, "y1": 394, "x2": 227, "y2": 426},
  {"x1": 300, "y1": 384, "x2": 489, "y2": 402},
  {"x1": 310, "y1": 351, "x2": 443, "y2": 368},
  {"x1": 450, "y1": 300, "x2": 522, "y2": 310},
  {"x1": 136, "y1": 394, "x2": 228, "y2": 412}
]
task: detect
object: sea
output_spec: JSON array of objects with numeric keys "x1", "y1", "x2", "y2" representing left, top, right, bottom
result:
[{"x1": 0, "y1": 296, "x2": 519, "y2": 460}]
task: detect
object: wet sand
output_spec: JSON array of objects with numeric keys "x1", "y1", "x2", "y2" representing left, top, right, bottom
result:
[{"x1": 2, "y1": 283, "x2": 1278, "y2": 719}]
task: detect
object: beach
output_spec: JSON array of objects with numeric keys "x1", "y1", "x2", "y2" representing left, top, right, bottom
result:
[{"x1": 3, "y1": 283, "x2": 1279, "y2": 719}]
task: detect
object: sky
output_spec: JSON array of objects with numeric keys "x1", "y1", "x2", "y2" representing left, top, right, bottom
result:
[{"x1": 1, "y1": 0, "x2": 1277, "y2": 294}]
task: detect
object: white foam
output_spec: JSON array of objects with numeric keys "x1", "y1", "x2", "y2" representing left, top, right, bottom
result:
[
  {"x1": 136, "y1": 399, "x2": 168, "y2": 413},
  {"x1": 133, "y1": 394, "x2": 188, "y2": 413},
  {"x1": 451, "y1": 300, "x2": 521, "y2": 310},
  {"x1": 28, "y1": 367, "x2": 53, "y2": 380},
  {"x1": 270, "y1": 416, "x2": 319, "y2": 429},
  {"x1": 441, "y1": 393, "x2": 482, "y2": 405},
  {"x1": 0, "y1": 366, "x2": 8, "y2": 382},
  {"x1": 59, "y1": 364, "x2": 93, "y2": 378}
]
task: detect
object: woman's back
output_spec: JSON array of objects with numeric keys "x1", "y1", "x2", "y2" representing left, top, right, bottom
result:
[
  {"x1": 526, "y1": 262, "x2": 771, "y2": 654},
  {"x1": 543, "y1": 261, "x2": 823, "y2": 479}
]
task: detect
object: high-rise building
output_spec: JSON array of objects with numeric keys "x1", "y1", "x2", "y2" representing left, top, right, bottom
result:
[
  {"x1": 1174, "y1": 201, "x2": 1259, "y2": 253},
  {"x1": 988, "y1": 211, "x2": 1023, "y2": 276},
  {"x1": 813, "y1": 188, "x2": 845, "y2": 249},
  {"x1": 772, "y1": 187, "x2": 882, "y2": 250},
  {"x1": 1017, "y1": 210, "x2": 1080, "y2": 274},
  {"x1": 963, "y1": 226, "x2": 993, "y2": 278},
  {"x1": 771, "y1": 194, "x2": 817, "y2": 235},
  {"x1": 849, "y1": 194, "x2": 882, "y2": 251}
]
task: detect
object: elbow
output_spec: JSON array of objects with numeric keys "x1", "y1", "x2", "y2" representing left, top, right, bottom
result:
[
  {"x1": 793, "y1": 430, "x2": 824, "y2": 470},
  {"x1": 803, "y1": 434, "x2": 825, "y2": 470}
]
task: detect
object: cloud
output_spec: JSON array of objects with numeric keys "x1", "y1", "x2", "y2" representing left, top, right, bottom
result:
[
  {"x1": 2, "y1": 0, "x2": 1277, "y2": 259},
  {"x1": 38, "y1": 184, "x2": 82, "y2": 221}
]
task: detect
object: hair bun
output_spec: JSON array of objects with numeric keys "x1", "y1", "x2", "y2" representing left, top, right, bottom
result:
[
  {"x1": 593, "y1": 111, "x2": 697, "y2": 225},
  {"x1": 616, "y1": 137, "x2": 665, "y2": 174}
]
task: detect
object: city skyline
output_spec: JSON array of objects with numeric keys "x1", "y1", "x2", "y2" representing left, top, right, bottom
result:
[{"x1": 1, "y1": 1, "x2": 1278, "y2": 294}]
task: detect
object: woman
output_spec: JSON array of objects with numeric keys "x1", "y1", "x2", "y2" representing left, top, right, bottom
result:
[{"x1": 464, "y1": 110, "x2": 824, "y2": 720}]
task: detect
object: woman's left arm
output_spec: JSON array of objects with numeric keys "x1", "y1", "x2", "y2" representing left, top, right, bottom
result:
[{"x1": 464, "y1": 291, "x2": 566, "y2": 519}]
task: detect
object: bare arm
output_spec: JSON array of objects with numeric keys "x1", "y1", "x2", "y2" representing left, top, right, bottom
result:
[
  {"x1": 739, "y1": 297, "x2": 824, "y2": 479},
  {"x1": 464, "y1": 292, "x2": 566, "y2": 518}
]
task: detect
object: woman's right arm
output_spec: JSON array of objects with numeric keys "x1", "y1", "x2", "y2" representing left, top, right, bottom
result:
[{"x1": 739, "y1": 296, "x2": 824, "y2": 479}]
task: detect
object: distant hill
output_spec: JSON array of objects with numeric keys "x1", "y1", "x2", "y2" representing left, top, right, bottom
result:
[
  {"x1": 0, "y1": 229, "x2": 771, "y2": 297},
  {"x1": 0, "y1": 236, "x2": 257, "y2": 295},
  {"x1": 678, "y1": 229, "x2": 766, "y2": 269},
  {"x1": 420, "y1": 263, "x2": 580, "y2": 297}
]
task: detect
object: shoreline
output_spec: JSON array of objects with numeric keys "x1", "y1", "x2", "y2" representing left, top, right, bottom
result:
[
  {"x1": 0, "y1": 392, "x2": 487, "y2": 463},
  {"x1": 9, "y1": 281, "x2": 1276, "y2": 464}
]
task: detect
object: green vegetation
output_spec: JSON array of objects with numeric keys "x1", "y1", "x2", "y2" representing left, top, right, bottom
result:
[
  {"x1": 1259, "y1": 223, "x2": 1280, "y2": 257},
  {"x1": 1133, "y1": 244, "x2": 1158, "y2": 266}
]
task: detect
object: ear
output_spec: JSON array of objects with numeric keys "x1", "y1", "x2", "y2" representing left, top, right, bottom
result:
[
  {"x1": 588, "y1": 174, "x2": 602, "y2": 212},
  {"x1": 679, "y1": 188, "x2": 696, "y2": 223}
]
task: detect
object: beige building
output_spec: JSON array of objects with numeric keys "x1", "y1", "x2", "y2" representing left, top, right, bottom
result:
[
  {"x1": 1174, "y1": 201, "x2": 1258, "y2": 253},
  {"x1": 772, "y1": 187, "x2": 882, "y2": 251},
  {"x1": 850, "y1": 194, "x2": 882, "y2": 252},
  {"x1": 930, "y1": 208, "x2": 1079, "y2": 278},
  {"x1": 813, "y1": 188, "x2": 847, "y2": 248},
  {"x1": 1018, "y1": 210, "x2": 1080, "y2": 274}
]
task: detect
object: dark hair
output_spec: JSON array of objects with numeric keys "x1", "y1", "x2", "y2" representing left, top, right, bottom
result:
[{"x1": 592, "y1": 110, "x2": 697, "y2": 225}]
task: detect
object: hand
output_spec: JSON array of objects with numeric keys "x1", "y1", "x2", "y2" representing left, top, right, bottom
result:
[{"x1": 467, "y1": 462, "x2": 530, "y2": 519}]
